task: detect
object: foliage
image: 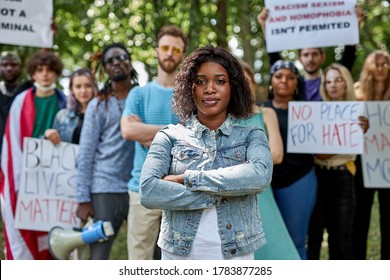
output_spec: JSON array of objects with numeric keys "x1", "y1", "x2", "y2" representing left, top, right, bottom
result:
[
  {"x1": 0, "y1": 0, "x2": 389, "y2": 85},
  {"x1": 0, "y1": 0, "x2": 387, "y2": 261}
]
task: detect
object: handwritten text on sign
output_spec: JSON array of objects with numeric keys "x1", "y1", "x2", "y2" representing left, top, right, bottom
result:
[
  {"x1": 362, "y1": 102, "x2": 390, "y2": 188},
  {"x1": 15, "y1": 138, "x2": 79, "y2": 231},
  {"x1": 287, "y1": 101, "x2": 364, "y2": 154},
  {"x1": 264, "y1": 0, "x2": 358, "y2": 52},
  {"x1": 0, "y1": 0, "x2": 53, "y2": 48}
]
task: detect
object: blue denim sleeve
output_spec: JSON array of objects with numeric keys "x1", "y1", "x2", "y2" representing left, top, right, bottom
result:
[
  {"x1": 184, "y1": 127, "x2": 272, "y2": 196},
  {"x1": 76, "y1": 99, "x2": 101, "y2": 202},
  {"x1": 140, "y1": 129, "x2": 220, "y2": 210},
  {"x1": 51, "y1": 109, "x2": 62, "y2": 131}
]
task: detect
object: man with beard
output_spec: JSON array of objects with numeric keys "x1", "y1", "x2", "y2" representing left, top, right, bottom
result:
[
  {"x1": 291, "y1": 47, "x2": 356, "y2": 101},
  {"x1": 121, "y1": 25, "x2": 187, "y2": 260},
  {"x1": 76, "y1": 43, "x2": 138, "y2": 259}
]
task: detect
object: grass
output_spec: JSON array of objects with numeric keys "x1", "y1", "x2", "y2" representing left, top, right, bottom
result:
[
  {"x1": 366, "y1": 192, "x2": 381, "y2": 260},
  {"x1": 0, "y1": 193, "x2": 382, "y2": 260},
  {"x1": 110, "y1": 221, "x2": 128, "y2": 260}
]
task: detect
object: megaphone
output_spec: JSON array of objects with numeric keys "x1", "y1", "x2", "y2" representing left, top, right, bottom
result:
[{"x1": 48, "y1": 219, "x2": 114, "y2": 260}]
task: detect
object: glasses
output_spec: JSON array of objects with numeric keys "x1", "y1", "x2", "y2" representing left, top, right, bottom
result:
[
  {"x1": 159, "y1": 45, "x2": 183, "y2": 55},
  {"x1": 104, "y1": 54, "x2": 128, "y2": 65},
  {"x1": 371, "y1": 63, "x2": 390, "y2": 70},
  {"x1": 325, "y1": 76, "x2": 345, "y2": 85}
]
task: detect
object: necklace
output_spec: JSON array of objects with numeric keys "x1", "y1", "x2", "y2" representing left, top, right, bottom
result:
[{"x1": 0, "y1": 81, "x2": 16, "y2": 97}]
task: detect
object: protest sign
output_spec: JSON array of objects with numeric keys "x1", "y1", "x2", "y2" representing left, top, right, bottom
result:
[
  {"x1": 361, "y1": 102, "x2": 390, "y2": 188},
  {"x1": 0, "y1": 0, "x2": 53, "y2": 48},
  {"x1": 14, "y1": 138, "x2": 79, "y2": 231},
  {"x1": 287, "y1": 101, "x2": 364, "y2": 154},
  {"x1": 264, "y1": 0, "x2": 359, "y2": 52}
]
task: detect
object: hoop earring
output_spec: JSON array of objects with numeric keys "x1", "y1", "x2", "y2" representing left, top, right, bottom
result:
[{"x1": 267, "y1": 85, "x2": 274, "y2": 100}]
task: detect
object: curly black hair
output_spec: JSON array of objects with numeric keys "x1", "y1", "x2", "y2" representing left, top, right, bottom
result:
[
  {"x1": 26, "y1": 50, "x2": 63, "y2": 77},
  {"x1": 172, "y1": 45, "x2": 254, "y2": 122}
]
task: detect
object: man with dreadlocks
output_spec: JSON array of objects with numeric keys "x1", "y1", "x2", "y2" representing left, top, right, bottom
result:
[{"x1": 76, "y1": 43, "x2": 138, "y2": 259}]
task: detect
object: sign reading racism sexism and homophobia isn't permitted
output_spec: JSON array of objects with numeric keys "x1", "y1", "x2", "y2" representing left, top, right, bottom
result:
[{"x1": 264, "y1": 0, "x2": 359, "y2": 52}]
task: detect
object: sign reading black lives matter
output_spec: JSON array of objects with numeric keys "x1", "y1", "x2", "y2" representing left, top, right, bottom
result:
[
  {"x1": 264, "y1": 0, "x2": 359, "y2": 52},
  {"x1": 15, "y1": 138, "x2": 80, "y2": 231},
  {"x1": 0, "y1": 0, "x2": 53, "y2": 48}
]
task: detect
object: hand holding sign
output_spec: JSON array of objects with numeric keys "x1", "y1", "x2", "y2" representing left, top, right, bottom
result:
[
  {"x1": 288, "y1": 101, "x2": 365, "y2": 154},
  {"x1": 15, "y1": 138, "x2": 80, "y2": 231},
  {"x1": 261, "y1": 0, "x2": 359, "y2": 52}
]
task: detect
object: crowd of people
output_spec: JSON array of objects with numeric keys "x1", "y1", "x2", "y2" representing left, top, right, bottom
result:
[{"x1": 0, "y1": 5, "x2": 389, "y2": 260}]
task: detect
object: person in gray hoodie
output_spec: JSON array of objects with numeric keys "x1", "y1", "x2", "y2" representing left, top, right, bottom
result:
[{"x1": 76, "y1": 43, "x2": 138, "y2": 259}]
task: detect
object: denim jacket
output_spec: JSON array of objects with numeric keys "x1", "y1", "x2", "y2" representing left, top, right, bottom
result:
[
  {"x1": 140, "y1": 115, "x2": 273, "y2": 258},
  {"x1": 52, "y1": 108, "x2": 79, "y2": 143}
]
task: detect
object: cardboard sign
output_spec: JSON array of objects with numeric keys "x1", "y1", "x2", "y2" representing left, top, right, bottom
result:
[
  {"x1": 361, "y1": 102, "x2": 390, "y2": 188},
  {"x1": 0, "y1": 0, "x2": 53, "y2": 48},
  {"x1": 287, "y1": 101, "x2": 364, "y2": 154},
  {"x1": 264, "y1": 0, "x2": 359, "y2": 52},
  {"x1": 15, "y1": 138, "x2": 79, "y2": 231}
]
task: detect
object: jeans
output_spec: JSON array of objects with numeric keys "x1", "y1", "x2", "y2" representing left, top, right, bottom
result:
[
  {"x1": 273, "y1": 168, "x2": 317, "y2": 260},
  {"x1": 309, "y1": 165, "x2": 355, "y2": 259},
  {"x1": 353, "y1": 156, "x2": 390, "y2": 260},
  {"x1": 90, "y1": 192, "x2": 129, "y2": 260}
]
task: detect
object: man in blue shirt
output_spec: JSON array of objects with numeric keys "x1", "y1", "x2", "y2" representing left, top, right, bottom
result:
[{"x1": 121, "y1": 25, "x2": 187, "y2": 260}]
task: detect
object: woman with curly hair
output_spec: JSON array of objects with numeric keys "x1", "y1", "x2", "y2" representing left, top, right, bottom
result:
[
  {"x1": 139, "y1": 45, "x2": 273, "y2": 260},
  {"x1": 353, "y1": 50, "x2": 390, "y2": 260}
]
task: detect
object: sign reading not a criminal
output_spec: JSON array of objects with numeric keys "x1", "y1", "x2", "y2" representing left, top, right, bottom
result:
[{"x1": 0, "y1": 0, "x2": 53, "y2": 48}]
